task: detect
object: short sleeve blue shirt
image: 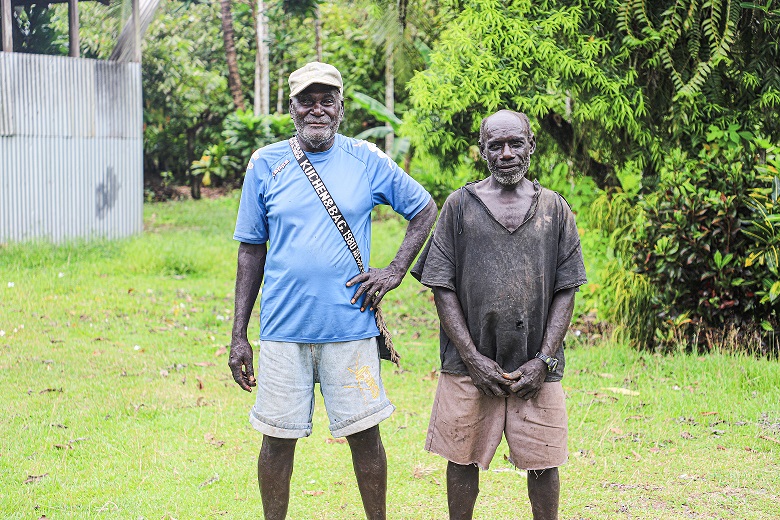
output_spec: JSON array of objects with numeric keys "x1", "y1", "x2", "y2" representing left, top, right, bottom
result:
[{"x1": 234, "y1": 134, "x2": 432, "y2": 343}]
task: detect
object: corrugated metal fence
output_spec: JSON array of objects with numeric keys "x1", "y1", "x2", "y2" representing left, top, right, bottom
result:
[{"x1": 0, "y1": 52, "x2": 142, "y2": 243}]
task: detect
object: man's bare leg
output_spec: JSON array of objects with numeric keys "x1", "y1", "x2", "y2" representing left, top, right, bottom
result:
[
  {"x1": 258, "y1": 435, "x2": 297, "y2": 520},
  {"x1": 447, "y1": 461, "x2": 479, "y2": 520},
  {"x1": 345, "y1": 425, "x2": 387, "y2": 520},
  {"x1": 527, "y1": 468, "x2": 560, "y2": 520}
]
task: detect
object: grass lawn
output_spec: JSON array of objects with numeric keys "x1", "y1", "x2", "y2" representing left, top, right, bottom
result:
[{"x1": 1, "y1": 195, "x2": 778, "y2": 519}]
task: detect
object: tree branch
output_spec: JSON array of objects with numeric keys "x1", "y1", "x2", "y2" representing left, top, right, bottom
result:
[{"x1": 539, "y1": 111, "x2": 620, "y2": 191}]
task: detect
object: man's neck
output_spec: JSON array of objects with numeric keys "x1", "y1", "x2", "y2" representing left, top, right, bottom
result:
[
  {"x1": 483, "y1": 175, "x2": 533, "y2": 196},
  {"x1": 297, "y1": 134, "x2": 336, "y2": 153}
]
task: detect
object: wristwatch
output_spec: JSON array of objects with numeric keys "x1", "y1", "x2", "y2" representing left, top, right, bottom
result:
[{"x1": 534, "y1": 352, "x2": 559, "y2": 372}]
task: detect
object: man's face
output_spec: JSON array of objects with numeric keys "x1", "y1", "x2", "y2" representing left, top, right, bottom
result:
[
  {"x1": 480, "y1": 112, "x2": 536, "y2": 186},
  {"x1": 289, "y1": 84, "x2": 344, "y2": 151}
]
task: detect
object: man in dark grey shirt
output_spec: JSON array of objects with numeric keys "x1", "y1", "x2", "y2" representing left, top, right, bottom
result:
[{"x1": 412, "y1": 109, "x2": 587, "y2": 520}]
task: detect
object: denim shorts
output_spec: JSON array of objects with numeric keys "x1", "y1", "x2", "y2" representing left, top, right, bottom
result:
[{"x1": 249, "y1": 337, "x2": 395, "y2": 439}]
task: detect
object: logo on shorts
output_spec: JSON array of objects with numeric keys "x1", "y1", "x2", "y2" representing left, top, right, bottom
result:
[{"x1": 344, "y1": 353, "x2": 379, "y2": 402}]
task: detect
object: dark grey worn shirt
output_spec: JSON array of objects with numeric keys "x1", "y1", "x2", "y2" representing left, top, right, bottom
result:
[{"x1": 411, "y1": 181, "x2": 587, "y2": 382}]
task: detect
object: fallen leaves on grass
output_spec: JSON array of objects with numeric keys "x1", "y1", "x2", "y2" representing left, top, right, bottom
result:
[
  {"x1": 681, "y1": 431, "x2": 694, "y2": 439},
  {"x1": 603, "y1": 482, "x2": 663, "y2": 491},
  {"x1": 204, "y1": 433, "x2": 225, "y2": 448},
  {"x1": 39, "y1": 388, "x2": 63, "y2": 394},
  {"x1": 303, "y1": 490, "x2": 324, "y2": 496},
  {"x1": 53, "y1": 437, "x2": 88, "y2": 450},
  {"x1": 700, "y1": 411, "x2": 718, "y2": 416},
  {"x1": 96, "y1": 501, "x2": 119, "y2": 513},
  {"x1": 199, "y1": 474, "x2": 220, "y2": 488},
  {"x1": 759, "y1": 434, "x2": 780, "y2": 444},
  {"x1": 585, "y1": 391, "x2": 618, "y2": 401},
  {"x1": 610, "y1": 427, "x2": 624, "y2": 435},
  {"x1": 603, "y1": 387, "x2": 639, "y2": 396},
  {"x1": 678, "y1": 474, "x2": 703, "y2": 481},
  {"x1": 412, "y1": 464, "x2": 437, "y2": 479},
  {"x1": 214, "y1": 346, "x2": 227, "y2": 357},
  {"x1": 194, "y1": 362, "x2": 216, "y2": 367},
  {"x1": 24, "y1": 474, "x2": 48, "y2": 484},
  {"x1": 422, "y1": 370, "x2": 438, "y2": 381},
  {"x1": 196, "y1": 377, "x2": 204, "y2": 390},
  {"x1": 326, "y1": 438, "x2": 347, "y2": 444}
]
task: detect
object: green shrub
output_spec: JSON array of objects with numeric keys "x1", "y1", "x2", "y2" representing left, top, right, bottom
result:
[
  {"x1": 190, "y1": 111, "x2": 295, "y2": 189},
  {"x1": 613, "y1": 126, "x2": 780, "y2": 354}
]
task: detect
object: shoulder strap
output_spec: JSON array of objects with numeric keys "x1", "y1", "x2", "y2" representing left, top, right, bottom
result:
[{"x1": 288, "y1": 137, "x2": 366, "y2": 273}]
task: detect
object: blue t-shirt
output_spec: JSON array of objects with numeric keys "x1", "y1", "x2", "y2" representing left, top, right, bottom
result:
[{"x1": 234, "y1": 134, "x2": 431, "y2": 343}]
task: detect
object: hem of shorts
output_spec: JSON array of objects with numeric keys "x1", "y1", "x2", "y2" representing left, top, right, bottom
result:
[
  {"x1": 424, "y1": 447, "x2": 492, "y2": 471},
  {"x1": 249, "y1": 411, "x2": 312, "y2": 439},
  {"x1": 260, "y1": 332, "x2": 379, "y2": 344},
  {"x1": 330, "y1": 401, "x2": 395, "y2": 438},
  {"x1": 507, "y1": 456, "x2": 568, "y2": 472}
]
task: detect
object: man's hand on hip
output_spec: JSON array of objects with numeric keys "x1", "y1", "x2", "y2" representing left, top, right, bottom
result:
[
  {"x1": 228, "y1": 336, "x2": 256, "y2": 392},
  {"x1": 346, "y1": 266, "x2": 405, "y2": 311},
  {"x1": 502, "y1": 358, "x2": 547, "y2": 400}
]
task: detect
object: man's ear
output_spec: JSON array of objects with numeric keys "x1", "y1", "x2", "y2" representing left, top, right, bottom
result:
[{"x1": 529, "y1": 136, "x2": 537, "y2": 155}]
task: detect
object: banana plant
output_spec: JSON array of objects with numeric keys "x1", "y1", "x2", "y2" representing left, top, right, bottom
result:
[{"x1": 350, "y1": 91, "x2": 410, "y2": 165}]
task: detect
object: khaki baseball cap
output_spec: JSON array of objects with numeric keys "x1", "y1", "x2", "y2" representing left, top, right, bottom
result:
[{"x1": 288, "y1": 62, "x2": 343, "y2": 98}]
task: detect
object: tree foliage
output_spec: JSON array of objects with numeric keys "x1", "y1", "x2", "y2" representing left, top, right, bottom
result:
[{"x1": 404, "y1": 0, "x2": 780, "y2": 189}]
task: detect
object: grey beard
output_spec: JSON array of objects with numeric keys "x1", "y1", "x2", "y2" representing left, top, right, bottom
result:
[
  {"x1": 490, "y1": 155, "x2": 530, "y2": 186},
  {"x1": 292, "y1": 112, "x2": 341, "y2": 149}
]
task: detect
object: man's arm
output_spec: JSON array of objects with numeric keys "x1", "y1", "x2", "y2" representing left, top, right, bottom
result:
[
  {"x1": 228, "y1": 242, "x2": 267, "y2": 392},
  {"x1": 503, "y1": 287, "x2": 577, "y2": 399},
  {"x1": 433, "y1": 287, "x2": 510, "y2": 397},
  {"x1": 347, "y1": 198, "x2": 437, "y2": 311}
]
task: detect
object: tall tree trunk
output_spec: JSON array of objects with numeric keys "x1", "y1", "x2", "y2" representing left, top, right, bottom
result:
[
  {"x1": 221, "y1": 0, "x2": 245, "y2": 111},
  {"x1": 384, "y1": 36, "x2": 394, "y2": 154},
  {"x1": 254, "y1": 0, "x2": 270, "y2": 116},
  {"x1": 314, "y1": 4, "x2": 322, "y2": 61},
  {"x1": 277, "y1": 66, "x2": 285, "y2": 114}
]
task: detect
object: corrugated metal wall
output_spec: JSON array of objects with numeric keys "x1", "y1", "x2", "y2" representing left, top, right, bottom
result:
[{"x1": 0, "y1": 52, "x2": 143, "y2": 243}]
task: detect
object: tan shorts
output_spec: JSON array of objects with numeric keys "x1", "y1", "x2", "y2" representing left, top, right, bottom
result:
[{"x1": 425, "y1": 373, "x2": 568, "y2": 470}]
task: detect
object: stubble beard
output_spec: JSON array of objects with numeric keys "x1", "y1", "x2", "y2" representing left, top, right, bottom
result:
[
  {"x1": 292, "y1": 111, "x2": 341, "y2": 150},
  {"x1": 490, "y1": 153, "x2": 531, "y2": 187}
]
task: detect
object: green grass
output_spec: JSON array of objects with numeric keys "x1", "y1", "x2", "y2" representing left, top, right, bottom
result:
[{"x1": 1, "y1": 195, "x2": 778, "y2": 519}]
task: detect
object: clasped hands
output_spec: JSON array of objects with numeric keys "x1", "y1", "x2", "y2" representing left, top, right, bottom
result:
[{"x1": 464, "y1": 353, "x2": 547, "y2": 400}]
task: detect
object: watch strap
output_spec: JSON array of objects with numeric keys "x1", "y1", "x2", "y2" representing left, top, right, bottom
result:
[{"x1": 534, "y1": 352, "x2": 558, "y2": 372}]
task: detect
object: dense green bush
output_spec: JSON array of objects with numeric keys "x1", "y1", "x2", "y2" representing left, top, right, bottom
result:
[
  {"x1": 190, "y1": 110, "x2": 295, "y2": 195},
  {"x1": 602, "y1": 127, "x2": 780, "y2": 354}
]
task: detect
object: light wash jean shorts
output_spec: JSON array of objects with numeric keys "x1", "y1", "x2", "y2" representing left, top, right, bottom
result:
[{"x1": 249, "y1": 337, "x2": 395, "y2": 439}]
